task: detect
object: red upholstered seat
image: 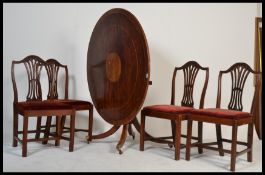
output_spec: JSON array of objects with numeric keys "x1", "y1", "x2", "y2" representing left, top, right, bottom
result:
[
  {"x1": 143, "y1": 105, "x2": 193, "y2": 114},
  {"x1": 44, "y1": 99, "x2": 93, "y2": 110},
  {"x1": 191, "y1": 108, "x2": 251, "y2": 119},
  {"x1": 17, "y1": 101, "x2": 72, "y2": 111},
  {"x1": 16, "y1": 101, "x2": 73, "y2": 116},
  {"x1": 140, "y1": 62, "x2": 209, "y2": 161}
]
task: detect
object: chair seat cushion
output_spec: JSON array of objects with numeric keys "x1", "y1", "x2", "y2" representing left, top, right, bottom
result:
[
  {"x1": 191, "y1": 108, "x2": 251, "y2": 119},
  {"x1": 17, "y1": 101, "x2": 72, "y2": 110},
  {"x1": 143, "y1": 105, "x2": 193, "y2": 114},
  {"x1": 16, "y1": 101, "x2": 74, "y2": 116},
  {"x1": 44, "y1": 99, "x2": 93, "y2": 110}
]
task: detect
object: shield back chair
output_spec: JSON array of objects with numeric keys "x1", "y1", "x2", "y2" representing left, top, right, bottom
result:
[
  {"x1": 185, "y1": 62, "x2": 261, "y2": 171},
  {"x1": 140, "y1": 61, "x2": 209, "y2": 160},
  {"x1": 11, "y1": 55, "x2": 76, "y2": 157},
  {"x1": 38, "y1": 58, "x2": 93, "y2": 144}
]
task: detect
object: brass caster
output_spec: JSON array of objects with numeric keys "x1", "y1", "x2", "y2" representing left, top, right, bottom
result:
[{"x1": 116, "y1": 145, "x2": 123, "y2": 154}]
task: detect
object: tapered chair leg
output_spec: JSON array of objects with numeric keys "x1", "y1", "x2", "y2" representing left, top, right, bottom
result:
[
  {"x1": 35, "y1": 116, "x2": 42, "y2": 139},
  {"x1": 13, "y1": 110, "x2": 18, "y2": 147},
  {"x1": 88, "y1": 108, "x2": 93, "y2": 142},
  {"x1": 171, "y1": 120, "x2": 176, "y2": 146},
  {"x1": 198, "y1": 121, "x2": 203, "y2": 154},
  {"x1": 186, "y1": 119, "x2": 193, "y2": 161},
  {"x1": 174, "y1": 117, "x2": 181, "y2": 160},
  {"x1": 42, "y1": 116, "x2": 52, "y2": 144},
  {"x1": 230, "y1": 124, "x2": 238, "y2": 171},
  {"x1": 140, "y1": 112, "x2": 146, "y2": 151},
  {"x1": 216, "y1": 124, "x2": 224, "y2": 156},
  {"x1": 22, "y1": 116, "x2": 28, "y2": 157},
  {"x1": 247, "y1": 122, "x2": 254, "y2": 162},
  {"x1": 55, "y1": 116, "x2": 62, "y2": 146},
  {"x1": 69, "y1": 113, "x2": 75, "y2": 152}
]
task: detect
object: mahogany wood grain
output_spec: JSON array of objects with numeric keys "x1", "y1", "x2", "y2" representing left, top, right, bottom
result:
[
  {"x1": 86, "y1": 8, "x2": 152, "y2": 153},
  {"x1": 90, "y1": 125, "x2": 120, "y2": 140},
  {"x1": 87, "y1": 8, "x2": 150, "y2": 126}
]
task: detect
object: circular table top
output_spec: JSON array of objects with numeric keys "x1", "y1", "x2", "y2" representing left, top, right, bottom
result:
[{"x1": 87, "y1": 8, "x2": 150, "y2": 125}]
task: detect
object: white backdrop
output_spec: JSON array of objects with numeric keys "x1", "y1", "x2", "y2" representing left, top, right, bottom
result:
[{"x1": 3, "y1": 3, "x2": 262, "y2": 145}]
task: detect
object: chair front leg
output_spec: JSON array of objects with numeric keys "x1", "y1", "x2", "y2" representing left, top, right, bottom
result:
[
  {"x1": 140, "y1": 112, "x2": 146, "y2": 151},
  {"x1": 13, "y1": 109, "x2": 18, "y2": 147},
  {"x1": 174, "y1": 116, "x2": 181, "y2": 160},
  {"x1": 35, "y1": 116, "x2": 42, "y2": 139},
  {"x1": 185, "y1": 119, "x2": 193, "y2": 161},
  {"x1": 247, "y1": 122, "x2": 254, "y2": 162},
  {"x1": 69, "y1": 113, "x2": 75, "y2": 152},
  {"x1": 230, "y1": 123, "x2": 238, "y2": 171},
  {"x1": 198, "y1": 121, "x2": 203, "y2": 154},
  {"x1": 22, "y1": 116, "x2": 28, "y2": 157},
  {"x1": 171, "y1": 120, "x2": 176, "y2": 146},
  {"x1": 216, "y1": 124, "x2": 224, "y2": 156}
]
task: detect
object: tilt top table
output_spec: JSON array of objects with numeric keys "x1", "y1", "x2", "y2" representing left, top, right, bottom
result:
[{"x1": 87, "y1": 8, "x2": 153, "y2": 154}]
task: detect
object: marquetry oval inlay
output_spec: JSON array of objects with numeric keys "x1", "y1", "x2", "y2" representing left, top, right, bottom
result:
[{"x1": 106, "y1": 52, "x2": 121, "y2": 82}]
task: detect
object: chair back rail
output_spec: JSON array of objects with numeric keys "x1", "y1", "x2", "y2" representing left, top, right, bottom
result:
[
  {"x1": 216, "y1": 62, "x2": 261, "y2": 114},
  {"x1": 11, "y1": 55, "x2": 45, "y2": 103},
  {"x1": 171, "y1": 61, "x2": 209, "y2": 109},
  {"x1": 45, "y1": 59, "x2": 68, "y2": 100}
]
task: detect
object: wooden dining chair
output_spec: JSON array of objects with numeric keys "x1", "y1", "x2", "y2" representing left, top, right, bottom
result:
[
  {"x1": 11, "y1": 55, "x2": 76, "y2": 157},
  {"x1": 140, "y1": 61, "x2": 209, "y2": 160},
  {"x1": 185, "y1": 62, "x2": 261, "y2": 171},
  {"x1": 37, "y1": 59, "x2": 93, "y2": 144}
]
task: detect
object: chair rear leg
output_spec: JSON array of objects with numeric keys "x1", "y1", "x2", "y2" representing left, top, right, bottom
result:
[
  {"x1": 35, "y1": 116, "x2": 42, "y2": 139},
  {"x1": 22, "y1": 116, "x2": 28, "y2": 157},
  {"x1": 198, "y1": 121, "x2": 203, "y2": 154},
  {"x1": 55, "y1": 116, "x2": 62, "y2": 146},
  {"x1": 88, "y1": 108, "x2": 93, "y2": 142},
  {"x1": 230, "y1": 124, "x2": 238, "y2": 171},
  {"x1": 216, "y1": 124, "x2": 224, "y2": 156},
  {"x1": 42, "y1": 116, "x2": 52, "y2": 145},
  {"x1": 61, "y1": 115, "x2": 66, "y2": 133},
  {"x1": 13, "y1": 110, "x2": 18, "y2": 147},
  {"x1": 185, "y1": 119, "x2": 193, "y2": 161},
  {"x1": 247, "y1": 122, "x2": 254, "y2": 162},
  {"x1": 140, "y1": 112, "x2": 146, "y2": 151}
]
